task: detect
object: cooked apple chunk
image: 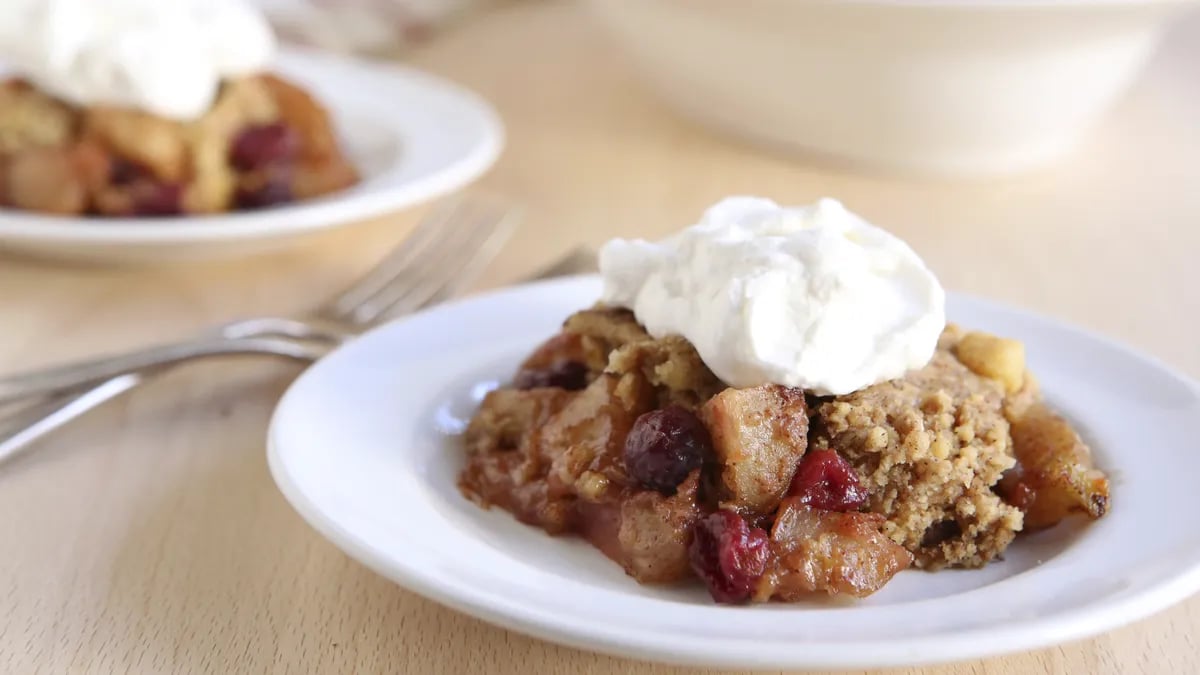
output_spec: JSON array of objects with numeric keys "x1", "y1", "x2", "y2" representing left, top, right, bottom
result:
[
  {"x1": 1001, "y1": 403, "x2": 1109, "y2": 529},
  {"x1": 755, "y1": 499, "x2": 913, "y2": 599},
  {"x1": 954, "y1": 331, "x2": 1026, "y2": 394},
  {"x1": 700, "y1": 385, "x2": 808, "y2": 517}
]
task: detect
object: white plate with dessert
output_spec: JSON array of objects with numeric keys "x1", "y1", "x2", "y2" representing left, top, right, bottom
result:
[
  {"x1": 0, "y1": 1, "x2": 502, "y2": 263},
  {"x1": 267, "y1": 198, "x2": 1200, "y2": 669}
]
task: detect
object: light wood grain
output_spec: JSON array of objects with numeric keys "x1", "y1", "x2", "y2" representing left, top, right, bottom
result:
[{"x1": 2, "y1": 3, "x2": 1199, "y2": 674}]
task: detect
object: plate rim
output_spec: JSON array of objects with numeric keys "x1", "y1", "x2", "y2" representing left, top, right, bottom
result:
[
  {"x1": 0, "y1": 47, "x2": 503, "y2": 244},
  {"x1": 267, "y1": 275, "x2": 1200, "y2": 669}
]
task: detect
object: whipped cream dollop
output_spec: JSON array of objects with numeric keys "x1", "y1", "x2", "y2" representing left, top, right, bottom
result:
[
  {"x1": 599, "y1": 197, "x2": 946, "y2": 396},
  {"x1": 0, "y1": 0, "x2": 276, "y2": 120}
]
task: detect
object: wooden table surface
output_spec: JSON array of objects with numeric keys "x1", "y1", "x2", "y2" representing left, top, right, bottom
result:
[{"x1": 3, "y1": 3, "x2": 1199, "y2": 674}]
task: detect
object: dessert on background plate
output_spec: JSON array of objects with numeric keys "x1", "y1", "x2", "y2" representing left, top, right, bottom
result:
[
  {"x1": 460, "y1": 197, "x2": 1110, "y2": 604},
  {"x1": 0, "y1": 0, "x2": 358, "y2": 217}
]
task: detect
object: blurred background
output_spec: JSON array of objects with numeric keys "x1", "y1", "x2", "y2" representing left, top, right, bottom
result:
[
  {"x1": 2, "y1": 0, "x2": 1198, "y2": 367},
  {"x1": 259, "y1": 0, "x2": 1200, "y2": 175},
  {"x1": 255, "y1": 0, "x2": 510, "y2": 55}
]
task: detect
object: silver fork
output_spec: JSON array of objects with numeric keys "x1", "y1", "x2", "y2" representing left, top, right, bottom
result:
[
  {"x1": 0, "y1": 195, "x2": 520, "y2": 464},
  {"x1": 0, "y1": 247, "x2": 598, "y2": 466}
]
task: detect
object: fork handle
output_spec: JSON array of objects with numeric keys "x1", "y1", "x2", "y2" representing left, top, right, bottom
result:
[
  {"x1": 0, "y1": 248, "x2": 597, "y2": 465},
  {"x1": 0, "y1": 336, "x2": 331, "y2": 405},
  {"x1": 0, "y1": 376, "x2": 144, "y2": 465}
]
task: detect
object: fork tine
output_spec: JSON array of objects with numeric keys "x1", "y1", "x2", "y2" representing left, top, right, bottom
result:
[
  {"x1": 381, "y1": 207, "x2": 516, "y2": 316},
  {"x1": 397, "y1": 202, "x2": 515, "y2": 308},
  {"x1": 417, "y1": 214, "x2": 518, "y2": 308},
  {"x1": 323, "y1": 198, "x2": 478, "y2": 320},
  {"x1": 347, "y1": 200, "x2": 515, "y2": 324}
]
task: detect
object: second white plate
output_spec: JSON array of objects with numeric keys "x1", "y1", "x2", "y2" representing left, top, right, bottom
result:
[
  {"x1": 0, "y1": 48, "x2": 503, "y2": 264},
  {"x1": 268, "y1": 276, "x2": 1200, "y2": 670}
]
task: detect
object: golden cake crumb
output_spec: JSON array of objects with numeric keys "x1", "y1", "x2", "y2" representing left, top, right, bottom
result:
[{"x1": 812, "y1": 331, "x2": 1025, "y2": 569}]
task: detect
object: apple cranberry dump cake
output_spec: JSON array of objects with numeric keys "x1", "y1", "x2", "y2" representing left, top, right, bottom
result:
[
  {"x1": 0, "y1": 76, "x2": 358, "y2": 216},
  {"x1": 0, "y1": 1, "x2": 358, "y2": 217},
  {"x1": 459, "y1": 198, "x2": 1110, "y2": 604}
]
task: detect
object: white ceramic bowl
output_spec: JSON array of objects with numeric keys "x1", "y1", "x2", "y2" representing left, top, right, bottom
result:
[{"x1": 582, "y1": 0, "x2": 1198, "y2": 175}]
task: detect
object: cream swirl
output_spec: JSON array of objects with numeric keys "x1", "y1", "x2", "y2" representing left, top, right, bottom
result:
[
  {"x1": 0, "y1": 0, "x2": 276, "y2": 120},
  {"x1": 600, "y1": 197, "x2": 946, "y2": 396}
]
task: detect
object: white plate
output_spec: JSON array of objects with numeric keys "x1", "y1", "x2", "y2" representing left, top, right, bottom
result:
[
  {"x1": 0, "y1": 48, "x2": 502, "y2": 264},
  {"x1": 268, "y1": 276, "x2": 1200, "y2": 670}
]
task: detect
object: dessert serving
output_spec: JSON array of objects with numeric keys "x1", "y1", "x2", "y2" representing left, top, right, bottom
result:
[
  {"x1": 0, "y1": 0, "x2": 358, "y2": 217},
  {"x1": 460, "y1": 197, "x2": 1110, "y2": 604}
]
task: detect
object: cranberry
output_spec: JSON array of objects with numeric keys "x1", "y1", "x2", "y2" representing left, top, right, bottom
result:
[
  {"x1": 109, "y1": 158, "x2": 146, "y2": 185},
  {"x1": 131, "y1": 182, "x2": 183, "y2": 216},
  {"x1": 786, "y1": 449, "x2": 868, "y2": 511},
  {"x1": 995, "y1": 464, "x2": 1036, "y2": 511},
  {"x1": 513, "y1": 361, "x2": 588, "y2": 391},
  {"x1": 235, "y1": 174, "x2": 294, "y2": 210},
  {"x1": 230, "y1": 123, "x2": 300, "y2": 171},
  {"x1": 623, "y1": 406, "x2": 711, "y2": 496},
  {"x1": 689, "y1": 510, "x2": 770, "y2": 604}
]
